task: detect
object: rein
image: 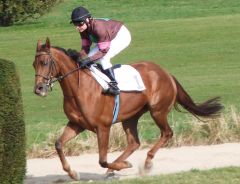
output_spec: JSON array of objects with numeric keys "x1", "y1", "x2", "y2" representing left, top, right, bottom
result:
[{"x1": 51, "y1": 66, "x2": 82, "y2": 84}]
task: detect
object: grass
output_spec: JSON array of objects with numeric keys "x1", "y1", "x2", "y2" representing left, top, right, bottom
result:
[
  {"x1": 63, "y1": 167, "x2": 240, "y2": 184},
  {"x1": 0, "y1": 0, "x2": 240, "y2": 150}
]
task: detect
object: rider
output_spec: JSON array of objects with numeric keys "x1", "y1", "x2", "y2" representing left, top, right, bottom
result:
[{"x1": 70, "y1": 6, "x2": 131, "y2": 95}]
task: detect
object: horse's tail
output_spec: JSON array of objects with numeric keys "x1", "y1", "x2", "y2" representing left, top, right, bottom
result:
[{"x1": 172, "y1": 76, "x2": 223, "y2": 118}]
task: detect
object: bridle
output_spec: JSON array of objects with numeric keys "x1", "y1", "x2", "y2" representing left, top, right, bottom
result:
[
  {"x1": 35, "y1": 51, "x2": 59, "y2": 89},
  {"x1": 35, "y1": 50, "x2": 83, "y2": 90}
]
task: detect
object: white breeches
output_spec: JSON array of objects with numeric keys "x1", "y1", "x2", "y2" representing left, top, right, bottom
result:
[{"x1": 88, "y1": 25, "x2": 131, "y2": 70}]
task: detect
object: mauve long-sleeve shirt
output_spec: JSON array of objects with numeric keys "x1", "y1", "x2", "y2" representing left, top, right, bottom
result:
[{"x1": 79, "y1": 18, "x2": 123, "y2": 61}]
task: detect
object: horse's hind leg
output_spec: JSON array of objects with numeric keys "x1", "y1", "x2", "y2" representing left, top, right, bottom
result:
[
  {"x1": 106, "y1": 117, "x2": 140, "y2": 175},
  {"x1": 144, "y1": 110, "x2": 173, "y2": 171},
  {"x1": 55, "y1": 121, "x2": 85, "y2": 180}
]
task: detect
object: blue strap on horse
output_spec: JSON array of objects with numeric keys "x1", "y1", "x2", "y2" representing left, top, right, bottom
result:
[
  {"x1": 112, "y1": 94, "x2": 120, "y2": 124},
  {"x1": 85, "y1": 63, "x2": 120, "y2": 124}
]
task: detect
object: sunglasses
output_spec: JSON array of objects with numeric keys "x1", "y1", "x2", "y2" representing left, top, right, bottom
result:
[{"x1": 73, "y1": 21, "x2": 85, "y2": 27}]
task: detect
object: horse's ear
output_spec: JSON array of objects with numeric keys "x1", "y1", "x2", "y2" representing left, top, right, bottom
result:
[
  {"x1": 45, "y1": 37, "x2": 51, "y2": 50},
  {"x1": 36, "y1": 40, "x2": 42, "y2": 51}
]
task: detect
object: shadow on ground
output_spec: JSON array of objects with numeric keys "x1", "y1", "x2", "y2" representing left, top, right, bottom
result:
[{"x1": 25, "y1": 172, "x2": 121, "y2": 184}]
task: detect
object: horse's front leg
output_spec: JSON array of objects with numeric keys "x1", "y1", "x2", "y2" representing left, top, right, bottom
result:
[
  {"x1": 55, "y1": 121, "x2": 85, "y2": 180},
  {"x1": 106, "y1": 118, "x2": 140, "y2": 175},
  {"x1": 97, "y1": 126, "x2": 132, "y2": 171}
]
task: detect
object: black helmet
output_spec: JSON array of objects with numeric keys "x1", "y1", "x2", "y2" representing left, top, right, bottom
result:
[{"x1": 70, "y1": 6, "x2": 91, "y2": 24}]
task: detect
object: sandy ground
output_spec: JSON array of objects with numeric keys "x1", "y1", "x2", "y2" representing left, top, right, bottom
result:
[{"x1": 25, "y1": 143, "x2": 240, "y2": 184}]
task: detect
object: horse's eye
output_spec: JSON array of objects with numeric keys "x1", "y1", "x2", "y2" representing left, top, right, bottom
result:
[{"x1": 41, "y1": 60, "x2": 48, "y2": 66}]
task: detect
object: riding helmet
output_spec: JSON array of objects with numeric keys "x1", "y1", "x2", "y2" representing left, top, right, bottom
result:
[{"x1": 70, "y1": 6, "x2": 91, "y2": 24}]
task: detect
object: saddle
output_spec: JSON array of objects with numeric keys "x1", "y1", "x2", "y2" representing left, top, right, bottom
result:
[{"x1": 89, "y1": 64, "x2": 146, "y2": 92}]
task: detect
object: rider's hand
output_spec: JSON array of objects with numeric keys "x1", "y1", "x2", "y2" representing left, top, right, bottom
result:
[{"x1": 78, "y1": 57, "x2": 92, "y2": 68}]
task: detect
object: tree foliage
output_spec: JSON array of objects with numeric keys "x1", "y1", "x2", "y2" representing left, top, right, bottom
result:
[{"x1": 0, "y1": 0, "x2": 62, "y2": 26}]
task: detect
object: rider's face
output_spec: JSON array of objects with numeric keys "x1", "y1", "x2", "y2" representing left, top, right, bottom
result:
[{"x1": 74, "y1": 21, "x2": 87, "y2": 33}]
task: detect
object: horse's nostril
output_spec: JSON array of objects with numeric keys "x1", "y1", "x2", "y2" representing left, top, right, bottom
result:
[
  {"x1": 34, "y1": 84, "x2": 43, "y2": 94},
  {"x1": 34, "y1": 83, "x2": 48, "y2": 97},
  {"x1": 38, "y1": 86, "x2": 43, "y2": 91}
]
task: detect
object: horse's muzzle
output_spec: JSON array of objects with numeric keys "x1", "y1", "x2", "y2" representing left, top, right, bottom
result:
[{"x1": 34, "y1": 82, "x2": 49, "y2": 97}]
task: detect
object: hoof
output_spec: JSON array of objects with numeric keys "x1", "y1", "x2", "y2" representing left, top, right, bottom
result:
[
  {"x1": 105, "y1": 172, "x2": 119, "y2": 180},
  {"x1": 106, "y1": 171, "x2": 115, "y2": 178},
  {"x1": 123, "y1": 161, "x2": 133, "y2": 168},
  {"x1": 144, "y1": 160, "x2": 153, "y2": 171},
  {"x1": 138, "y1": 161, "x2": 153, "y2": 176},
  {"x1": 69, "y1": 170, "x2": 80, "y2": 180}
]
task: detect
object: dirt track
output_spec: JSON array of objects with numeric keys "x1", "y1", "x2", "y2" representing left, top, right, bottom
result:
[{"x1": 25, "y1": 143, "x2": 240, "y2": 184}]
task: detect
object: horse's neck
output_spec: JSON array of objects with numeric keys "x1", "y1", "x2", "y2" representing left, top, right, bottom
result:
[
  {"x1": 52, "y1": 49, "x2": 94, "y2": 98},
  {"x1": 52, "y1": 49, "x2": 114, "y2": 125},
  {"x1": 52, "y1": 49, "x2": 80, "y2": 97}
]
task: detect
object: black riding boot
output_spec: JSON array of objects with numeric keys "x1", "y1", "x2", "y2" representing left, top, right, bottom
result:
[{"x1": 104, "y1": 67, "x2": 120, "y2": 95}]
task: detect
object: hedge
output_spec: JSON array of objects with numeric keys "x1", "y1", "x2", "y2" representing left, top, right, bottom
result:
[{"x1": 0, "y1": 58, "x2": 26, "y2": 183}]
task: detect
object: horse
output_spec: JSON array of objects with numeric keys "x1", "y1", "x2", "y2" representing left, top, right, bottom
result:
[{"x1": 33, "y1": 38, "x2": 223, "y2": 180}]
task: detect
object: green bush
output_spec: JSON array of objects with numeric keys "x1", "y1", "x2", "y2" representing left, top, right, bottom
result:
[
  {"x1": 0, "y1": 59, "x2": 26, "y2": 184},
  {"x1": 0, "y1": 0, "x2": 62, "y2": 26}
]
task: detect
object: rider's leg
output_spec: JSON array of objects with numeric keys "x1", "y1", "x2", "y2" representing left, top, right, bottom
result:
[
  {"x1": 104, "y1": 66, "x2": 120, "y2": 95},
  {"x1": 87, "y1": 25, "x2": 131, "y2": 95},
  {"x1": 100, "y1": 26, "x2": 131, "y2": 95}
]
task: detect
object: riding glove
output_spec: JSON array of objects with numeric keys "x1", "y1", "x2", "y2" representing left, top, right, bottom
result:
[{"x1": 78, "y1": 57, "x2": 93, "y2": 68}]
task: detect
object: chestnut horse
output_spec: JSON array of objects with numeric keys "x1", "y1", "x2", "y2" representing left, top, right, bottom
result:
[{"x1": 33, "y1": 38, "x2": 223, "y2": 180}]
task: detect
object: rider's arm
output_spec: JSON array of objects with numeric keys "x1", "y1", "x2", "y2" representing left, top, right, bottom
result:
[
  {"x1": 88, "y1": 23, "x2": 110, "y2": 62},
  {"x1": 79, "y1": 32, "x2": 92, "y2": 58}
]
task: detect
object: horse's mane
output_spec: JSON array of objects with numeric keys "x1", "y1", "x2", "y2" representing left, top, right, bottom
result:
[
  {"x1": 40, "y1": 43, "x2": 79, "y2": 62},
  {"x1": 53, "y1": 46, "x2": 80, "y2": 62}
]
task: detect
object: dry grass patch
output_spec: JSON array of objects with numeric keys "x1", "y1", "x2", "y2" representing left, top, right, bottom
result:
[
  {"x1": 169, "y1": 106, "x2": 240, "y2": 146},
  {"x1": 28, "y1": 123, "x2": 127, "y2": 158},
  {"x1": 28, "y1": 107, "x2": 240, "y2": 158}
]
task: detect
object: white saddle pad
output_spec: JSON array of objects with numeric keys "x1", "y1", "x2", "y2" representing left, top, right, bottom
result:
[{"x1": 89, "y1": 64, "x2": 146, "y2": 92}]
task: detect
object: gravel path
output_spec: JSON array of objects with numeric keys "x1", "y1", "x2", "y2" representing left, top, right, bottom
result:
[{"x1": 25, "y1": 143, "x2": 240, "y2": 184}]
